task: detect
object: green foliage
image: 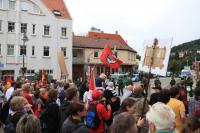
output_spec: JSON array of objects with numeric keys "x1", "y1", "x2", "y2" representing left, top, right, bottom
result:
[
  {"x1": 168, "y1": 39, "x2": 200, "y2": 73},
  {"x1": 136, "y1": 54, "x2": 141, "y2": 60}
]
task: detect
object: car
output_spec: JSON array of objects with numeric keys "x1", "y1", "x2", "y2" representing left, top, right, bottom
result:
[
  {"x1": 132, "y1": 74, "x2": 140, "y2": 82},
  {"x1": 179, "y1": 69, "x2": 192, "y2": 80}
]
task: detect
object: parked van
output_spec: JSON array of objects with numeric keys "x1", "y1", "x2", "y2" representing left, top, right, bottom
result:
[{"x1": 179, "y1": 69, "x2": 192, "y2": 80}]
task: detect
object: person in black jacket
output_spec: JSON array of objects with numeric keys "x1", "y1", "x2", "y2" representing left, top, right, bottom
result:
[
  {"x1": 44, "y1": 89, "x2": 59, "y2": 133},
  {"x1": 61, "y1": 102, "x2": 89, "y2": 133}
]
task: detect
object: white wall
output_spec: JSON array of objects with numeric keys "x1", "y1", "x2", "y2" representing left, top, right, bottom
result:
[{"x1": 0, "y1": 0, "x2": 72, "y2": 80}]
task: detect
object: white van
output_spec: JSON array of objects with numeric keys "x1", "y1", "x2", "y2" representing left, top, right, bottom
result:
[{"x1": 179, "y1": 69, "x2": 192, "y2": 80}]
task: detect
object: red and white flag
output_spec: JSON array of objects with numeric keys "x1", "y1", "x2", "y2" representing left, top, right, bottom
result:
[{"x1": 100, "y1": 44, "x2": 123, "y2": 69}]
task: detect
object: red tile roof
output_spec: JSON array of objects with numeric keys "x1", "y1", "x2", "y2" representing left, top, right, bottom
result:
[
  {"x1": 73, "y1": 35, "x2": 137, "y2": 53},
  {"x1": 42, "y1": 0, "x2": 72, "y2": 19},
  {"x1": 88, "y1": 31, "x2": 132, "y2": 49}
]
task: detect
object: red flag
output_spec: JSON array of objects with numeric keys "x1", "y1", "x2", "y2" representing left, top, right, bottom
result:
[
  {"x1": 6, "y1": 76, "x2": 12, "y2": 85},
  {"x1": 42, "y1": 69, "x2": 46, "y2": 87},
  {"x1": 100, "y1": 44, "x2": 123, "y2": 69},
  {"x1": 89, "y1": 68, "x2": 95, "y2": 90}
]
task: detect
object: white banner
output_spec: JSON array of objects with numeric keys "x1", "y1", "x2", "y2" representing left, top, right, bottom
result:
[{"x1": 139, "y1": 38, "x2": 173, "y2": 76}]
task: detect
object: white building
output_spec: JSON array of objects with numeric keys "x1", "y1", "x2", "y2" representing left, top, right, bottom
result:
[{"x1": 0, "y1": 0, "x2": 72, "y2": 80}]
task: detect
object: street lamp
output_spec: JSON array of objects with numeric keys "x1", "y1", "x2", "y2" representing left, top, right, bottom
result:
[{"x1": 21, "y1": 32, "x2": 29, "y2": 77}]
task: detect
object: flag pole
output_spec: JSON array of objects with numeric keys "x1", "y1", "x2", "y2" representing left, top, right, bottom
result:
[{"x1": 141, "y1": 38, "x2": 157, "y2": 118}]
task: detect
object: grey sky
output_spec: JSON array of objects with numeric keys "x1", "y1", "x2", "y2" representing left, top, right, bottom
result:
[{"x1": 65, "y1": 0, "x2": 200, "y2": 55}]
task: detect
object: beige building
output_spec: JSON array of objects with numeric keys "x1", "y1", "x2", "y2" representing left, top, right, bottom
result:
[{"x1": 72, "y1": 31, "x2": 137, "y2": 81}]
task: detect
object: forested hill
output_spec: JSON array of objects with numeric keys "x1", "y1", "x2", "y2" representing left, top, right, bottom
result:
[{"x1": 168, "y1": 39, "x2": 200, "y2": 74}]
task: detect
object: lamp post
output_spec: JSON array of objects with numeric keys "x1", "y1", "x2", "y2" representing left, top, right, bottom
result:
[{"x1": 21, "y1": 32, "x2": 29, "y2": 77}]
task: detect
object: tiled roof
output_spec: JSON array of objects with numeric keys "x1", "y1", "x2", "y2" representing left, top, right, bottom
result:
[
  {"x1": 73, "y1": 36, "x2": 137, "y2": 53},
  {"x1": 42, "y1": 0, "x2": 72, "y2": 19},
  {"x1": 88, "y1": 31, "x2": 133, "y2": 49}
]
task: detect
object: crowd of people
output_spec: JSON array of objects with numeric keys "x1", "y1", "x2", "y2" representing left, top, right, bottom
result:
[{"x1": 0, "y1": 73, "x2": 200, "y2": 133}]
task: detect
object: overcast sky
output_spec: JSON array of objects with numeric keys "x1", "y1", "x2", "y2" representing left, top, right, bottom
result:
[{"x1": 65, "y1": 0, "x2": 200, "y2": 55}]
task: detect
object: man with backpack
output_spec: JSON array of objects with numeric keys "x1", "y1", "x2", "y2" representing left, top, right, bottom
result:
[{"x1": 86, "y1": 90, "x2": 111, "y2": 133}]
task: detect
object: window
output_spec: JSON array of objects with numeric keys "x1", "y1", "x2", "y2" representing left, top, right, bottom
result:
[
  {"x1": 9, "y1": 0, "x2": 16, "y2": 10},
  {"x1": 43, "y1": 46, "x2": 49, "y2": 56},
  {"x1": 8, "y1": 22, "x2": 15, "y2": 32},
  {"x1": 21, "y1": 23, "x2": 27, "y2": 33},
  {"x1": 32, "y1": 46, "x2": 35, "y2": 56},
  {"x1": 0, "y1": 20, "x2": 2, "y2": 31},
  {"x1": 20, "y1": 1, "x2": 29, "y2": 11},
  {"x1": 20, "y1": 45, "x2": 26, "y2": 55},
  {"x1": 61, "y1": 27, "x2": 67, "y2": 37},
  {"x1": 61, "y1": 47, "x2": 66, "y2": 57},
  {"x1": 0, "y1": 0, "x2": 3, "y2": 9},
  {"x1": 7, "y1": 45, "x2": 14, "y2": 55},
  {"x1": 44, "y1": 25, "x2": 50, "y2": 35},
  {"x1": 73, "y1": 51, "x2": 77, "y2": 57},
  {"x1": 27, "y1": 69, "x2": 35, "y2": 74},
  {"x1": 32, "y1": 24, "x2": 35, "y2": 34},
  {"x1": 94, "y1": 51, "x2": 98, "y2": 57}
]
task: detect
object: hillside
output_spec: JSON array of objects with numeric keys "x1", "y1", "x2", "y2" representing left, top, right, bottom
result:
[{"x1": 168, "y1": 39, "x2": 200, "y2": 74}]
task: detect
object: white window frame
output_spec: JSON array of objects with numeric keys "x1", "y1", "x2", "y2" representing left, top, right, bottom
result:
[
  {"x1": 9, "y1": 0, "x2": 16, "y2": 10},
  {"x1": 7, "y1": 45, "x2": 14, "y2": 56},
  {"x1": 43, "y1": 46, "x2": 49, "y2": 56},
  {"x1": 20, "y1": 45, "x2": 26, "y2": 56},
  {"x1": 21, "y1": 23, "x2": 27, "y2": 33},
  {"x1": 44, "y1": 25, "x2": 50, "y2": 36},
  {"x1": 32, "y1": 24, "x2": 35, "y2": 34},
  {"x1": 33, "y1": 4, "x2": 41, "y2": 14},
  {"x1": 8, "y1": 22, "x2": 15, "y2": 32},
  {"x1": 61, "y1": 47, "x2": 66, "y2": 57},
  {"x1": 61, "y1": 27, "x2": 67, "y2": 37},
  {"x1": 32, "y1": 46, "x2": 35, "y2": 56}
]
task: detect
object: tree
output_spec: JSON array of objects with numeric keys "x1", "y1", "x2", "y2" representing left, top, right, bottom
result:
[{"x1": 136, "y1": 54, "x2": 141, "y2": 60}]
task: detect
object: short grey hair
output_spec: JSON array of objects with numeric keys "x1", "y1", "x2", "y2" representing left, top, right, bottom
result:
[
  {"x1": 146, "y1": 102, "x2": 175, "y2": 130},
  {"x1": 22, "y1": 83, "x2": 30, "y2": 91}
]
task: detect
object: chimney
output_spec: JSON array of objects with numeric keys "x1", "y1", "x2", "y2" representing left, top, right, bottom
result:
[{"x1": 115, "y1": 31, "x2": 118, "y2": 35}]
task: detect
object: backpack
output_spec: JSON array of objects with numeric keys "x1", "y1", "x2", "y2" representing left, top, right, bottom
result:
[{"x1": 86, "y1": 103, "x2": 100, "y2": 129}]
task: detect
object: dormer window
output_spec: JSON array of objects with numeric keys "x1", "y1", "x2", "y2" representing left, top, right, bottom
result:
[
  {"x1": 21, "y1": 1, "x2": 29, "y2": 11},
  {"x1": 53, "y1": 10, "x2": 61, "y2": 16}
]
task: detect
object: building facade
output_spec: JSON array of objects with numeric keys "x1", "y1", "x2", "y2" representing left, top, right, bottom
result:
[
  {"x1": 0, "y1": 0, "x2": 72, "y2": 80},
  {"x1": 73, "y1": 31, "x2": 137, "y2": 81}
]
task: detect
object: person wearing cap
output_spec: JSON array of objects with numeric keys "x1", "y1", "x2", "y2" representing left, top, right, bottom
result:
[{"x1": 89, "y1": 90, "x2": 112, "y2": 133}]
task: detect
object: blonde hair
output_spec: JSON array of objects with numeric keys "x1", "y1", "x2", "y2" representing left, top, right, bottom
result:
[{"x1": 10, "y1": 96, "x2": 27, "y2": 111}]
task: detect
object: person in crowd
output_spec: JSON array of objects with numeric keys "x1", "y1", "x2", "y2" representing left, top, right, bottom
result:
[
  {"x1": 33, "y1": 90, "x2": 44, "y2": 118},
  {"x1": 59, "y1": 87, "x2": 79, "y2": 129},
  {"x1": 121, "y1": 85, "x2": 133, "y2": 102},
  {"x1": 146, "y1": 102, "x2": 176, "y2": 133},
  {"x1": 141, "y1": 74, "x2": 148, "y2": 91},
  {"x1": 117, "y1": 76, "x2": 124, "y2": 96},
  {"x1": 21, "y1": 83, "x2": 34, "y2": 106},
  {"x1": 44, "y1": 89, "x2": 59, "y2": 133},
  {"x1": 95, "y1": 73, "x2": 107, "y2": 88},
  {"x1": 79, "y1": 80, "x2": 89, "y2": 101},
  {"x1": 16, "y1": 114, "x2": 41, "y2": 133},
  {"x1": 157, "y1": 89, "x2": 171, "y2": 104},
  {"x1": 89, "y1": 90, "x2": 111, "y2": 133},
  {"x1": 149, "y1": 92, "x2": 160, "y2": 105},
  {"x1": 4, "y1": 96, "x2": 33, "y2": 133},
  {"x1": 181, "y1": 115, "x2": 200, "y2": 133},
  {"x1": 178, "y1": 81, "x2": 188, "y2": 114},
  {"x1": 111, "y1": 112, "x2": 138, "y2": 133},
  {"x1": 129, "y1": 85, "x2": 149, "y2": 133},
  {"x1": 5, "y1": 81, "x2": 16, "y2": 101},
  {"x1": 103, "y1": 89, "x2": 120, "y2": 127},
  {"x1": 61, "y1": 102, "x2": 89, "y2": 133},
  {"x1": 118, "y1": 97, "x2": 144, "y2": 131},
  {"x1": 185, "y1": 76, "x2": 194, "y2": 97},
  {"x1": 167, "y1": 86, "x2": 186, "y2": 132},
  {"x1": 188, "y1": 87, "x2": 200, "y2": 115},
  {"x1": 154, "y1": 76, "x2": 161, "y2": 88},
  {"x1": 170, "y1": 76, "x2": 176, "y2": 87}
]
